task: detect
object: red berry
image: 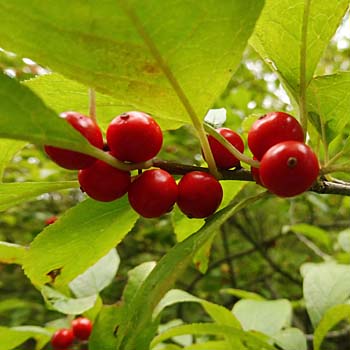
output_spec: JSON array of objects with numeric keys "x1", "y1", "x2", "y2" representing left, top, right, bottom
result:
[
  {"x1": 78, "y1": 158, "x2": 131, "y2": 202},
  {"x1": 72, "y1": 317, "x2": 93, "y2": 341},
  {"x1": 177, "y1": 171, "x2": 223, "y2": 218},
  {"x1": 45, "y1": 111, "x2": 104, "y2": 169},
  {"x1": 106, "y1": 111, "x2": 163, "y2": 163},
  {"x1": 207, "y1": 128, "x2": 244, "y2": 169},
  {"x1": 128, "y1": 169, "x2": 178, "y2": 218},
  {"x1": 248, "y1": 112, "x2": 304, "y2": 160},
  {"x1": 45, "y1": 215, "x2": 58, "y2": 225},
  {"x1": 51, "y1": 328, "x2": 74, "y2": 349},
  {"x1": 259, "y1": 141, "x2": 319, "y2": 197}
]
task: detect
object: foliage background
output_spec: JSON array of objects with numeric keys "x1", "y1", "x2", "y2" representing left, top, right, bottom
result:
[{"x1": 0, "y1": 2, "x2": 349, "y2": 350}]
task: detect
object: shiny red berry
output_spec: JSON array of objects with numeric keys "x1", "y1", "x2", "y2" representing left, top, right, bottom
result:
[
  {"x1": 106, "y1": 111, "x2": 163, "y2": 163},
  {"x1": 78, "y1": 158, "x2": 131, "y2": 202},
  {"x1": 248, "y1": 112, "x2": 304, "y2": 160},
  {"x1": 45, "y1": 215, "x2": 58, "y2": 225},
  {"x1": 128, "y1": 169, "x2": 178, "y2": 218},
  {"x1": 72, "y1": 317, "x2": 93, "y2": 341},
  {"x1": 259, "y1": 141, "x2": 319, "y2": 197},
  {"x1": 45, "y1": 111, "x2": 104, "y2": 169},
  {"x1": 207, "y1": 128, "x2": 244, "y2": 169},
  {"x1": 51, "y1": 328, "x2": 74, "y2": 349},
  {"x1": 177, "y1": 171, "x2": 223, "y2": 218}
]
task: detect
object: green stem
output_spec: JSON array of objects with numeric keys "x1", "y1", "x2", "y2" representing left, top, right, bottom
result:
[
  {"x1": 88, "y1": 147, "x2": 153, "y2": 171},
  {"x1": 299, "y1": 0, "x2": 311, "y2": 138},
  {"x1": 89, "y1": 88, "x2": 97, "y2": 123},
  {"x1": 325, "y1": 150, "x2": 344, "y2": 168},
  {"x1": 321, "y1": 164, "x2": 350, "y2": 175},
  {"x1": 117, "y1": 0, "x2": 220, "y2": 179},
  {"x1": 204, "y1": 123, "x2": 260, "y2": 168}
]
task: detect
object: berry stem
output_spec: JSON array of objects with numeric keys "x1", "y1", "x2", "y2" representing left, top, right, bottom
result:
[
  {"x1": 204, "y1": 123, "x2": 260, "y2": 168},
  {"x1": 117, "y1": 0, "x2": 220, "y2": 179},
  {"x1": 89, "y1": 88, "x2": 97, "y2": 123},
  {"x1": 320, "y1": 163, "x2": 350, "y2": 175},
  {"x1": 299, "y1": 0, "x2": 311, "y2": 138},
  {"x1": 88, "y1": 147, "x2": 153, "y2": 171}
]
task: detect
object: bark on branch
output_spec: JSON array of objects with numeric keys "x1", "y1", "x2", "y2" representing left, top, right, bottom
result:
[{"x1": 152, "y1": 159, "x2": 350, "y2": 196}]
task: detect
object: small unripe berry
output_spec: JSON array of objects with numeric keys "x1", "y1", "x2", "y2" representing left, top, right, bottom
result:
[
  {"x1": 128, "y1": 169, "x2": 178, "y2": 218},
  {"x1": 106, "y1": 111, "x2": 163, "y2": 162},
  {"x1": 177, "y1": 171, "x2": 223, "y2": 218},
  {"x1": 72, "y1": 317, "x2": 93, "y2": 341},
  {"x1": 248, "y1": 111, "x2": 304, "y2": 160},
  {"x1": 51, "y1": 328, "x2": 74, "y2": 349},
  {"x1": 45, "y1": 111, "x2": 103, "y2": 169},
  {"x1": 207, "y1": 128, "x2": 244, "y2": 169}
]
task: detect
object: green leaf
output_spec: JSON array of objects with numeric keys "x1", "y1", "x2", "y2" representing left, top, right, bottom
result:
[
  {"x1": 313, "y1": 304, "x2": 350, "y2": 350},
  {"x1": 0, "y1": 326, "x2": 51, "y2": 350},
  {"x1": 154, "y1": 289, "x2": 241, "y2": 328},
  {"x1": 221, "y1": 288, "x2": 265, "y2": 301},
  {"x1": 0, "y1": 73, "x2": 98, "y2": 153},
  {"x1": 307, "y1": 73, "x2": 350, "y2": 143},
  {"x1": 0, "y1": 241, "x2": 27, "y2": 264},
  {"x1": 0, "y1": 298, "x2": 42, "y2": 314},
  {"x1": 172, "y1": 207, "x2": 205, "y2": 242},
  {"x1": 89, "y1": 305, "x2": 123, "y2": 350},
  {"x1": 151, "y1": 323, "x2": 276, "y2": 350},
  {"x1": 287, "y1": 223, "x2": 330, "y2": 248},
  {"x1": 0, "y1": 1, "x2": 264, "y2": 130},
  {"x1": 250, "y1": 0, "x2": 348, "y2": 97},
  {"x1": 69, "y1": 248, "x2": 120, "y2": 298},
  {"x1": 302, "y1": 262, "x2": 350, "y2": 327},
  {"x1": 0, "y1": 181, "x2": 79, "y2": 212},
  {"x1": 24, "y1": 74, "x2": 134, "y2": 131},
  {"x1": 122, "y1": 261, "x2": 157, "y2": 304},
  {"x1": 338, "y1": 229, "x2": 350, "y2": 253},
  {"x1": 232, "y1": 299, "x2": 292, "y2": 336},
  {"x1": 0, "y1": 139, "x2": 25, "y2": 180},
  {"x1": 23, "y1": 196, "x2": 138, "y2": 287},
  {"x1": 41, "y1": 285, "x2": 97, "y2": 315},
  {"x1": 116, "y1": 191, "x2": 268, "y2": 349},
  {"x1": 272, "y1": 328, "x2": 307, "y2": 350},
  {"x1": 182, "y1": 341, "x2": 229, "y2": 350}
]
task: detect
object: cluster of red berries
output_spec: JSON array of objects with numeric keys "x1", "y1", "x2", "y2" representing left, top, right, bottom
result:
[
  {"x1": 45, "y1": 110, "x2": 319, "y2": 219},
  {"x1": 51, "y1": 317, "x2": 92, "y2": 349},
  {"x1": 44, "y1": 111, "x2": 223, "y2": 219},
  {"x1": 248, "y1": 112, "x2": 319, "y2": 197}
]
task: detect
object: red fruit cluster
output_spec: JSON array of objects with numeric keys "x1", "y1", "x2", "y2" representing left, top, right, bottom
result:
[
  {"x1": 51, "y1": 317, "x2": 92, "y2": 349},
  {"x1": 45, "y1": 109, "x2": 317, "y2": 217},
  {"x1": 45, "y1": 111, "x2": 223, "y2": 219},
  {"x1": 248, "y1": 112, "x2": 319, "y2": 197}
]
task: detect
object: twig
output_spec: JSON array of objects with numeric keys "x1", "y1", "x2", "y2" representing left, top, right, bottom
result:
[
  {"x1": 220, "y1": 224, "x2": 237, "y2": 288},
  {"x1": 232, "y1": 219, "x2": 302, "y2": 285}
]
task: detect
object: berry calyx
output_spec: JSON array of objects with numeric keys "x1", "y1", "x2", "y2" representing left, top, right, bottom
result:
[
  {"x1": 128, "y1": 169, "x2": 178, "y2": 218},
  {"x1": 207, "y1": 128, "x2": 244, "y2": 169},
  {"x1": 177, "y1": 171, "x2": 223, "y2": 218},
  {"x1": 78, "y1": 157, "x2": 131, "y2": 202},
  {"x1": 247, "y1": 112, "x2": 304, "y2": 160},
  {"x1": 106, "y1": 111, "x2": 163, "y2": 163},
  {"x1": 72, "y1": 317, "x2": 93, "y2": 341},
  {"x1": 51, "y1": 328, "x2": 74, "y2": 349},
  {"x1": 259, "y1": 141, "x2": 319, "y2": 197},
  {"x1": 45, "y1": 111, "x2": 104, "y2": 170}
]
